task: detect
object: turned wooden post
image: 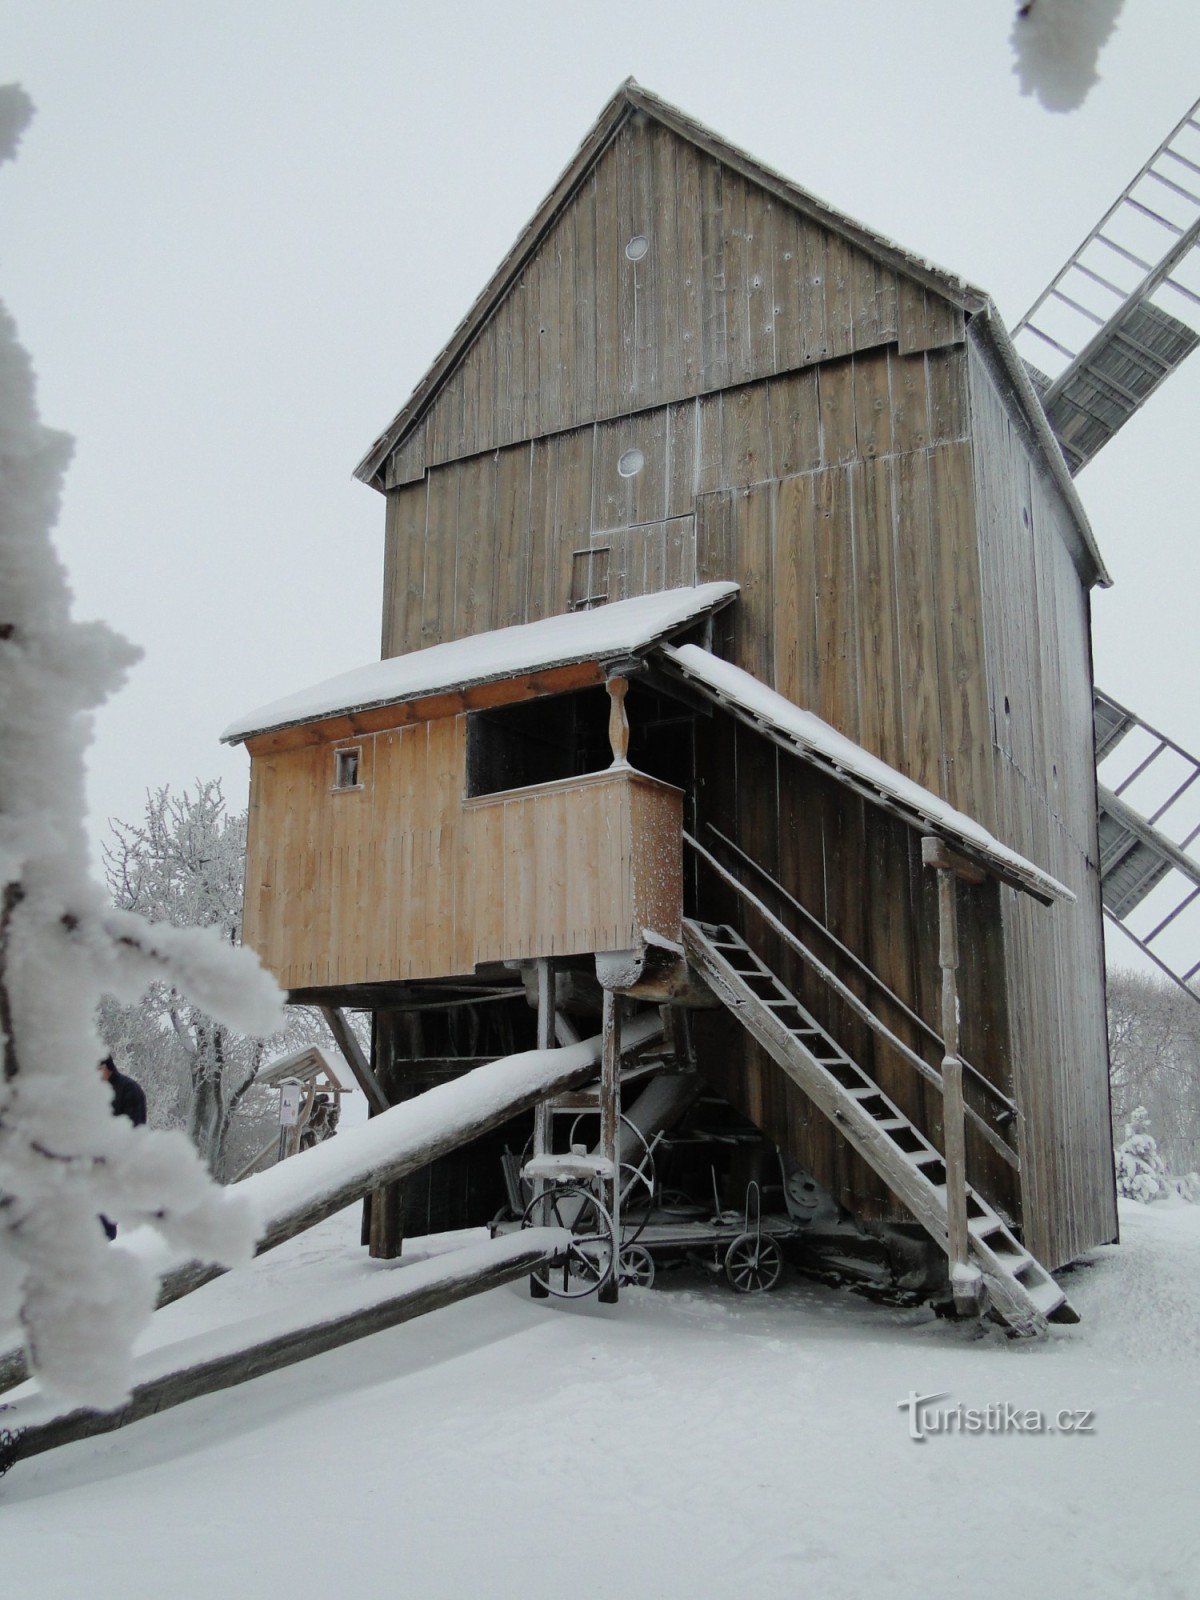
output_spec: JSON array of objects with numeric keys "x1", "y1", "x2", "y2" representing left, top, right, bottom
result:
[
  {"x1": 922, "y1": 836, "x2": 981, "y2": 1314},
  {"x1": 530, "y1": 957, "x2": 555, "y2": 1298},
  {"x1": 598, "y1": 988, "x2": 621, "y2": 1303},
  {"x1": 606, "y1": 674, "x2": 630, "y2": 766}
]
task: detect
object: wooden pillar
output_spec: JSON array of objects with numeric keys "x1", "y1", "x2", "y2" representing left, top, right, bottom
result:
[
  {"x1": 922, "y1": 837, "x2": 982, "y2": 1316},
  {"x1": 530, "y1": 958, "x2": 555, "y2": 1298},
  {"x1": 598, "y1": 988, "x2": 621, "y2": 1303},
  {"x1": 362, "y1": 1010, "x2": 405, "y2": 1261},
  {"x1": 606, "y1": 675, "x2": 630, "y2": 766}
]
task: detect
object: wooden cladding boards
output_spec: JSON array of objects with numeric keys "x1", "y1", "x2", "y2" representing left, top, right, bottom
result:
[
  {"x1": 967, "y1": 340, "x2": 1115, "y2": 1269},
  {"x1": 382, "y1": 114, "x2": 965, "y2": 486},
  {"x1": 243, "y1": 719, "x2": 683, "y2": 990},
  {"x1": 383, "y1": 344, "x2": 972, "y2": 697}
]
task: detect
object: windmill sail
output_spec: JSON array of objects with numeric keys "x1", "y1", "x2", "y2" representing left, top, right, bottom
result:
[
  {"x1": 1094, "y1": 688, "x2": 1200, "y2": 1002},
  {"x1": 1012, "y1": 98, "x2": 1200, "y2": 474}
]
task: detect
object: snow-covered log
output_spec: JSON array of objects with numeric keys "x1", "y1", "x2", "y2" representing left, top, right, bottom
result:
[{"x1": 2, "y1": 1228, "x2": 569, "y2": 1465}]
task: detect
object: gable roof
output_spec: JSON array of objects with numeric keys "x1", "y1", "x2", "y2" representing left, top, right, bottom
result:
[
  {"x1": 353, "y1": 79, "x2": 986, "y2": 491},
  {"x1": 354, "y1": 80, "x2": 1108, "y2": 590}
]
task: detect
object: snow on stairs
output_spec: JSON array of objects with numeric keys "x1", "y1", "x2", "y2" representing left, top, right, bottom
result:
[{"x1": 683, "y1": 919, "x2": 1073, "y2": 1337}]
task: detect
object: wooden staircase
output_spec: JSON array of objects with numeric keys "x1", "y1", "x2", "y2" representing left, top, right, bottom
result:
[{"x1": 683, "y1": 919, "x2": 1074, "y2": 1337}]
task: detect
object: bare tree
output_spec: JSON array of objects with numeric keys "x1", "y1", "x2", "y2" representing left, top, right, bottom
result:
[
  {"x1": 1108, "y1": 968, "x2": 1200, "y2": 1178},
  {"x1": 100, "y1": 780, "x2": 332, "y2": 1178}
]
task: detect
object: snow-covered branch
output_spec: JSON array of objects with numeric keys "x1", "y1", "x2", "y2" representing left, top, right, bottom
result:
[{"x1": 0, "y1": 86, "x2": 283, "y2": 1409}]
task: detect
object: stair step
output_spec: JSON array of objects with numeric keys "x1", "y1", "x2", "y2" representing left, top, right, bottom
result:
[{"x1": 684, "y1": 917, "x2": 1067, "y2": 1337}]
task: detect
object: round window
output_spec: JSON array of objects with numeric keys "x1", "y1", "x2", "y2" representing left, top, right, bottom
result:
[{"x1": 617, "y1": 447, "x2": 645, "y2": 478}]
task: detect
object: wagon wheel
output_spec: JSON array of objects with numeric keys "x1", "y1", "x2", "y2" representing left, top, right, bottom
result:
[
  {"x1": 724, "y1": 1233, "x2": 784, "y2": 1294},
  {"x1": 521, "y1": 1184, "x2": 616, "y2": 1299},
  {"x1": 618, "y1": 1243, "x2": 656, "y2": 1289},
  {"x1": 566, "y1": 1112, "x2": 657, "y2": 1246}
]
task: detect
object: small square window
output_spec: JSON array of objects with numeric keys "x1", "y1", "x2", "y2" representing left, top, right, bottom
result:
[
  {"x1": 569, "y1": 546, "x2": 611, "y2": 611},
  {"x1": 333, "y1": 747, "x2": 361, "y2": 790}
]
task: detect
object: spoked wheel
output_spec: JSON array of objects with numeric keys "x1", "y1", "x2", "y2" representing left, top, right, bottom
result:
[
  {"x1": 618, "y1": 1243, "x2": 656, "y2": 1289},
  {"x1": 567, "y1": 1112, "x2": 657, "y2": 1249},
  {"x1": 521, "y1": 1184, "x2": 616, "y2": 1299},
  {"x1": 724, "y1": 1232, "x2": 784, "y2": 1294}
]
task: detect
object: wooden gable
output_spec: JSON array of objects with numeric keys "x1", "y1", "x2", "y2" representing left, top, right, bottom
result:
[{"x1": 360, "y1": 83, "x2": 977, "y2": 490}]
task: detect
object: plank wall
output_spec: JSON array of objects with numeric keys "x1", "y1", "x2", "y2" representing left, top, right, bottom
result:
[
  {"x1": 967, "y1": 333, "x2": 1117, "y2": 1267},
  {"x1": 381, "y1": 112, "x2": 963, "y2": 488},
  {"x1": 243, "y1": 718, "x2": 682, "y2": 990}
]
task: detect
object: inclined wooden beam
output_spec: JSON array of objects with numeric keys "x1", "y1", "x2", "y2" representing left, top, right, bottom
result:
[{"x1": 4, "y1": 1229, "x2": 569, "y2": 1466}]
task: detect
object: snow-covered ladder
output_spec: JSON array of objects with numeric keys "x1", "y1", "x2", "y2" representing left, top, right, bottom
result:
[
  {"x1": 683, "y1": 919, "x2": 1073, "y2": 1337},
  {"x1": 1011, "y1": 96, "x2": 1200, "y2": 473}
]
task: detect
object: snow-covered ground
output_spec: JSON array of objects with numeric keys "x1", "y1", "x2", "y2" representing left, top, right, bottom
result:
[{"x1": 2, "y1": 1199, "x2": 1197, "y2": 1600}]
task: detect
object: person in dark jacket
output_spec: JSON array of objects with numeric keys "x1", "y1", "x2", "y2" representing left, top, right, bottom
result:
[
  {"x1": 99, "y1": 1055, "x2": 147, "y2": 1127},
  {"x1": 98, "y1": 1055, "x2": 147, "y2": 1238}
]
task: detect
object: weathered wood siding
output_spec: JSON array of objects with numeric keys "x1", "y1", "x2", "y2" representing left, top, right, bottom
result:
[
  {"x1": 384, "y1": 344, "x2": 984, "y2": 828},
  {"x1": 381, "y1": 112, "x2": 963, "y2": 489},
  {"x1": 244, "y1": 718, "x2": 682, "y2": 990},
  {"x1": 967, "y1": 333, "x2": 1117, "y2": 1268}
]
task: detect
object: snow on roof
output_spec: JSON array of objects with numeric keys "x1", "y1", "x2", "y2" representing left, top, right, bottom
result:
[
  {"x1": 222, "y1": 583, "x2": 739, "y2": 744},
  {"x1": 660, "y1": 643, "x2": 1072, "y2": 904}
]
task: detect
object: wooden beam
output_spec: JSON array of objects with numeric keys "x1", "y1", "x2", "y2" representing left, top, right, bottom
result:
[
  {"x1": 598, "y1": 991, "x2": 621, "y2": 1304},
  {"x1": 6, "y1": 1230, "x2": 569, "y2": 1465},
  {"x1": 320, "y1": 1006, "x2": 388, "y2": 1114}
]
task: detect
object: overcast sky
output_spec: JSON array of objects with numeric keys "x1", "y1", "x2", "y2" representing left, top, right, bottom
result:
[{"x1": 4, "y1": 2, "x2": 1199, "y2": 971}]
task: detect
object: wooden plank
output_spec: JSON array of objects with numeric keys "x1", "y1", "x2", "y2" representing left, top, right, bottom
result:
[
  {"x1": 772, "y1": 470, "x2": 820, "y2": 708},
  {"x1": 767, "y1": 369, "x2": 820, "y2": 480},
  {"x1": 851, "y1": 348, "x2": 893, "y2": 461},
  {"x1": 852, "y1": 455, "x2": 902, "y2": 768},
  {"x1": 812, "y1": 465, "x2": 858, "y2": 740},
  {"x1": 817, "y1": 358, "x2": 857, "y2": 466}
]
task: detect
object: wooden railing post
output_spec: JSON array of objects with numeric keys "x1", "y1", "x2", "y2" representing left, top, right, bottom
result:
[
  {"x1": 529, "y1": 958, "x2": 556, "y2": 1298},
  {"x1": 598, "y1": 988, "x2": 621, "y2": 1303},
  {"x1": 922, "y1": 836, "x2": 983, "y2": 1315}
]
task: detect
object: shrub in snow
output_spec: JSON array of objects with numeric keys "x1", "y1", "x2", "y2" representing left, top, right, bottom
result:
[
  {"x1": 1011, "y1": 0, "x2": 1125, "y2": 113},
  {"x1": 1114, "y1": 1110, "x2": 1173, "y2": 1204},
  {"x1": 0, "y1": 87, "x2": 283, "y2": 1409}
]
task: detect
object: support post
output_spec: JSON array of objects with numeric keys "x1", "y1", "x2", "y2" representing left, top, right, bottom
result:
[
  {"x1": 922, "y1": 837, "x2": 980, "y2": 1316},
  {"x1": 606, "y1": 674, "x2": 630, "y2": 767},
  {"x1": 361, "y1": 1009, "x2": 405, "y2": 1261},
  {"x1": 529, "y1": 958, "x2": 555, "y2": 1298},
  {"x1": 598, "y1": 989, "x2": 621, "y2": 1303}
]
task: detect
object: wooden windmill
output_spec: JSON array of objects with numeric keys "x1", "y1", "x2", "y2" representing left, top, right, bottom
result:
[
  {"x1": 215, "y1": 81, "x2": 1200, "y2": 1335},
  {"x1": 1011, "y1": 97, "x2": 1200, "y2": 1002}
]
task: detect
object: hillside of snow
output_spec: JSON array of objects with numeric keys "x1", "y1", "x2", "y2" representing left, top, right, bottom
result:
[{"x1": 1, "y1": 1198, "x2": 1196, "y2": 1600}]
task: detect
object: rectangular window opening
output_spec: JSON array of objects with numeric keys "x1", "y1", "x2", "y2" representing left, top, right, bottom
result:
[
  {"x1": 569, "y1": 546, "x2": 611, "y2": 611},
  {"x1": 333, "y1": 747, "x2": 361, "y2": 791}
]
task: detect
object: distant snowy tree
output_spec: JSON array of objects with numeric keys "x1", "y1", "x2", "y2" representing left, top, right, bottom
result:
[
  {"x1": 1108, "y1": 968, "x2": 1200, "y2": 1177},
  {"x1": 99, "y1": 780, "x2": 335, "y2": 1178},
  {"x1": 1114, "y1": 1109, "x2": 1173, "y2": 1203},
  {"x1": 0, "y1": 87, "x2": 282, "y2": 1410},
  {"x1": 1011, "y1": 0, "x2": 1125, "y2": 112}
]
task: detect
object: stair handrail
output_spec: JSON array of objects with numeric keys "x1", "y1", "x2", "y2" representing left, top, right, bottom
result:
[
  {"x1": 684, "y1": 830, "x2": 1020, "y2": 1172},
  {"x1": 702, "y1": 823, "x2": 1019, "y2": 1121}
]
